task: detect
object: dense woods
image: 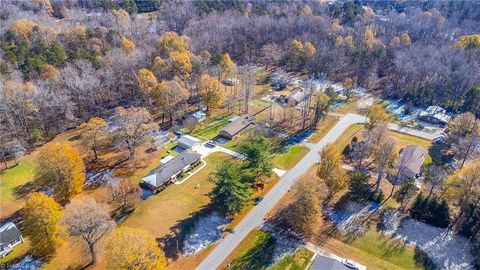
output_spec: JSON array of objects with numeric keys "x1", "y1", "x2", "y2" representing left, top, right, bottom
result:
[{"x1": 0, "y1": 0, "x2": 479, "y2": 155}]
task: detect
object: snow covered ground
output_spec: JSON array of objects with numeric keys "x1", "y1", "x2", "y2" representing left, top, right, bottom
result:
[
  {"x1": 380, "y1": 209, "x2": 476, "y2": 270},
  {"x1": 8, "y1": 256, "x2": 42, "y2": 270},
  {"x1": 394, "y1": 219, "x2": 475, "y2": 270},
  {"x1": 182, "y1": 212, "x2": 231, "y2": 256},
  {"x1": 324, "y1": 201, "x2": 379, "y2": 236}
]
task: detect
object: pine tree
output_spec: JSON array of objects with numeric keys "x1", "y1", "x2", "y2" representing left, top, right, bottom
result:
[{"x1": 209, "y1": 160, "x2": 252, "y2": 213}]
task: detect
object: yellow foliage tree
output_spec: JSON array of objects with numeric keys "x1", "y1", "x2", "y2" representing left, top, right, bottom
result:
[
  {"x1": 219, "y1": 53, "x2": 236, "y2": 80},
  {"x1": 63, "y1": 24, "x2": 88, "y2": 48},
  {"x1": 454, "y1": 34, "x2": 480, "y2": 50},
  {"x1": 304, "y1": 42, "x2": 317, "y2": 60},
  {"x1": 36, "y1": 143, "x2": 85, "y2": 202},
  {"x1": 400, "y1": 32, "x2": 411, "y2": 45},
  {"x1": 317, "y1": 144, "x2": 347, "y2": 200},
  {"x1": 169, "y1": 51, "x2": 192, "y2": 79},
  {"x1": 445, "y1": 162, "x2": 480, "y2": 211},
  {"x1": 11, "y1": 19, "x2": 37, "y2": 39},
  {"x1": 301, "y1": 5, "x2": 312, "y2": 15},
  {"x1": 137, "y1": 68, "x2": 158, "y2": 93},
  {"x1": 288, "y1": 39, "x2": 304, "y2": 69},
  {"x1": 121, "y1": 37, "x2": 136, "y2": 54},
  {"x1": 365, "y1": 104, "x2": 389, "y2": 131},
  {"x1": 155, "y1": 32, "x2": 189, "y2": 56},
  {"x1": 107, "y1": 227, "x2": 166, "y2": 270},
  {"x1": 80, "y1": 117, "x2": 108, "y2": 160},
  {"x1": 198, "y1": 74, "x2": 225, "y2": 110},
  {"x1": 23, "y1": 192, "x2": 63, "y2": 258},
  {"x1": 40, "y1": 64, "x2": 59, "y2": 80},
  {"x1": 344, "y1": 35, "x2": 355, "y2": 49}
]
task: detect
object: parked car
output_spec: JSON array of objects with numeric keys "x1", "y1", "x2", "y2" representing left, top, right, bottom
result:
[{"x1": 254, "y1": 197, "x2": 264, "y2": 205}]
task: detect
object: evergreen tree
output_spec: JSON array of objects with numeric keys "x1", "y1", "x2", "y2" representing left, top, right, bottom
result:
[
  {"x1": 209, "y1": 160, "x2": 252, "y2": 213},
  {"x1": 238, "y1": 135, "x2": 273, "y2": 185},
  {"x1": 347, "y1": 172, "x2": 371, "y2": 202}
]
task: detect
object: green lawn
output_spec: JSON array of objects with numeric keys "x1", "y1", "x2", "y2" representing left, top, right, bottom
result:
[
  {"x1": 319, "y1": 228, "x2": 426, "y2": 270},
  {"x1": 0, "y1": 157, "x2": 36, "y2": 218},
  {"x1": 268, "y1": 248, "x2": 314, "y2": 270},
  {"x1": 221, "y1": 229, "x2": 314, "y2": 270},
  {"x1": 309, "y1": 116, "x2": 339, "y2": 143},
  {"x1": 189, "y1": 114, "x2": 231, "y2": 140},
  {"x1": 273, "y1": 145, "x2": 309, "y2": 170},
  {"x1": 334, "y1": 124, "x2": 364, "y2": 150},
  {"x1": 222, "y1": 230, "x2": 276, "y2": 270}
]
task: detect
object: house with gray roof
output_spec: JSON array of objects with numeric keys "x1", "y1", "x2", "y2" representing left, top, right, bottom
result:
[
  {"x1": 219, "y1": 114, "x2": 253, "y2": 139},
  {"x1": 389, "y1": 144, "x2": 427, "y2": 185},
  {"x1": 311, "y1": 256, "x2": 350, "y2": 270},
  {"x1": 142, "y1": 150, "x2": 201, "y2": 192},
  {"x1": 0, "y1": 222, "x2": 23, "y2": 258}
]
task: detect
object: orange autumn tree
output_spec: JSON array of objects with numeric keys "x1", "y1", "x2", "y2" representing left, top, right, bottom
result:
[
  {"x1": 23, "y1": 192, "x2": 63, "y2": 258},
  {"x1": 36, "y1": 143, "x2": 85, "y2": 202},
  {"x1": 107, "y1": 227, "x2": 166, "y2": 270}
]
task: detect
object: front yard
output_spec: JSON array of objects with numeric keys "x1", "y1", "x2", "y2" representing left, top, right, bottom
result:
[{"x1": 272, "y1": 145, "x2": 309, "y2": 170}]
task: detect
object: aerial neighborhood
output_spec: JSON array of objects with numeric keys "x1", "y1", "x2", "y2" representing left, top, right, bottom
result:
[{"x1": 0, "y1": 1, "x2": 479, "y2": 270}]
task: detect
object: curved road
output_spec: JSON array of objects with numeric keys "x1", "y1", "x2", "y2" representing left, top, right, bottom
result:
[{"x1": 197, "y1": 113, "x2": 438, "y2": 270}]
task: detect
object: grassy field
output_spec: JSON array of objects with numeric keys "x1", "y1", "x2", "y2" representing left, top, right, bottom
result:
[
  {"x1": 308, "y1": 116, "x2": 339, "y2": 143},
  {"x1": 273, "y1": 145, "x2": 309, "y2": 170},
  {"x1": 219, "y1": 229, "x2": 314, "y2": 270},
  {"x1": 269, "y1": 248, "x2": 314, "y2": 270},
  {"x1": 0, "y1": 156, "x2": 36, "y2": 218},
  {"x1": 219, "y1": 230, "x2": 274, "y2": 270},
  {"x1": 387, "y1": 130, "x2": 432, "y2": 151},
  {"x1": 319, "y1": 229, "x2": 425, "y2": 270},
  {"x1": 334, "y1": 124, "x2": 364, "y2": 150},
  {"x1": 334, "y1": 99, "x2": 360, "y2": 114},
  {"x1": 123, "y1": 152, "x2": 231, "y2": 238},
  {"x1": 189, "y1": 114, "x2": 231, "y2": 140}
]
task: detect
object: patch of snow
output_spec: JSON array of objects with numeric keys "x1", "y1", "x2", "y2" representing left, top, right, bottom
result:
[
  {"x1": 324, "y1": 201, "x2": 379, "y2": 236},
  {"x1": 8, "y1": 256, "x2": 43, "y2": 270},
  {"x1": 183, "y1": 212, "x2": 231, "y2": 256},
  {"x1": 393, "y1": 219, "x2": 475, "y2": 270},
  {"x1": 379, "y1": 209, "x2": 405, "y2": 236},
  {"x1": 85, "y1": 169, "x2": 113, "y2": 187}
]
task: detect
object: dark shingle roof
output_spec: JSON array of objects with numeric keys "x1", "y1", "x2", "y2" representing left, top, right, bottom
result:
[
  {"x1": 145, "y1": 150, "x2": 201, "y2": 188},
  {"x1": 220, "y1": 114, "x2": 253, "y2": 138},
  {"x1": 311, "y1": 256, "x2": 349, "y2": 270},
  {"x1": 0, "y1": 223, "x2": 22, "y2": 245}
]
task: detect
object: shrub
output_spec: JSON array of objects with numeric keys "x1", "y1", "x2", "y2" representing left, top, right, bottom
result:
[{"x1": 410, "y1": 193, "x2": 450, "y2": 228}]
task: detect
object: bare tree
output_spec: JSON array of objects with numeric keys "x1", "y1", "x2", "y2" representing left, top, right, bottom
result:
[
  {"x1": 112, "y1": 107, "x2": 157, "y2": 159},
  {"x1": 62, "y1": 197, "x2": 115, "y2": 268},
  {"x1": 372, "y1": 137, "x2": 396, "y2": 192}
]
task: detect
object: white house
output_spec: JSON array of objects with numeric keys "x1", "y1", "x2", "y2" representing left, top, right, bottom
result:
[{"x1": 0, "y1": 222, "x2": 23, "y2": 258}]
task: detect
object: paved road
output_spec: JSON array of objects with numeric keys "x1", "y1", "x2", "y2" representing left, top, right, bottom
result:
[
  {"x1": 197, "y1": 113, "x2": 366, "y2": 270},
  {"x1": 197, "y1": 113, "x2": 441, "y2": 270}
]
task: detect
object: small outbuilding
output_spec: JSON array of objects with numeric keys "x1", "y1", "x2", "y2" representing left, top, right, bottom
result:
[
  {"x1": 0, "y1": 222, "x2": 23, "y2": 258},
  {"x1": 417, "y1": 106, "x2": 451, "y2": 125},
  {"x1": 177, "y1": 135, "x2": 201, "y2": 151},
  {"x1": 142, "y1": 150, "x2": 202, "y2": 192},
  {"x1": 219, "y1": 114, "x2": 253, "y2": 139}
]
